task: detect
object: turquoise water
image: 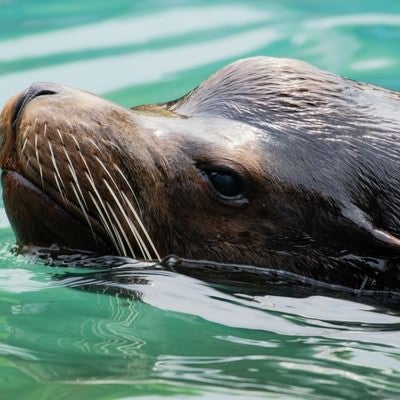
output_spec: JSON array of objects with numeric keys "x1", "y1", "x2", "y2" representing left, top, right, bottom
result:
[{"x1": 1, "y1": 1, "x2": 400, "y2": 399}]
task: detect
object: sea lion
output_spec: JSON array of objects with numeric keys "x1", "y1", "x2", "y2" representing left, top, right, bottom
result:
[{"x1": 1, "y1": 56, "x2": 400, "y2": 290}]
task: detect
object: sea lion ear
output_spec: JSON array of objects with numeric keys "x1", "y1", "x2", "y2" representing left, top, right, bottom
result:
[
  {"x1": 370, "y1": 228, "x2": 400, "y2": 249},
  {"x1": 343, "y1": 206, "x2": 400, "y2": 251}
]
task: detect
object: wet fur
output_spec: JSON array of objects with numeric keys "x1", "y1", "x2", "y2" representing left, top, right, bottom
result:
[{"x1": 1, "y1": 56, "x2": 400, "y2": 290}]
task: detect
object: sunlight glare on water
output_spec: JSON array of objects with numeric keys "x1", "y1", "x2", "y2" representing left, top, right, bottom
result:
[{"x1": 0, "y1": 1, "x2": 400, "y2": 399}]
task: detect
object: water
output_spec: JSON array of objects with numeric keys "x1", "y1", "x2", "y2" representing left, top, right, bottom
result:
[{"x1": 1, "y1": 1, "x2": 400, "y2": 398}]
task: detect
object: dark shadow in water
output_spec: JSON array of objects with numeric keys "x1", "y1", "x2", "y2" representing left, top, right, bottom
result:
[{"x1": 27, "y1": 247, "x2": 400, "y2": 311}]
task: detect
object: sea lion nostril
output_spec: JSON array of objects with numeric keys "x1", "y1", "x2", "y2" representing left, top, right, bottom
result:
[{"x1": 11, "y1": 83, "x2": 57, "y2": 129}]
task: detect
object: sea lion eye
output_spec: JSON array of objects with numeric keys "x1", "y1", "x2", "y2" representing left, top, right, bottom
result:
[{"x1": 208, "y1": 171, "x2": 243, "y2": 198}]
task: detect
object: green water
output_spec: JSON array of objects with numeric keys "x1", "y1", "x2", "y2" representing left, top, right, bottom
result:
[{"x1": 1, "y1": 1, "x2": 400, "y2": 399}]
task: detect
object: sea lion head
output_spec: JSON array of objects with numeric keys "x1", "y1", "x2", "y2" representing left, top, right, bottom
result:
[{"x1": 1, "y1": 57, "x2": 400, "y2": 289}]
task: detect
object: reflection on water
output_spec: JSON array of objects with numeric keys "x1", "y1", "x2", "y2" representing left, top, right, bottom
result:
[
  {"x1": 1, "y1": 262, "x2": 399, "y2": 399},
  {"x1": 1, "y1": 0, "x2": 400, "y2": 399}
]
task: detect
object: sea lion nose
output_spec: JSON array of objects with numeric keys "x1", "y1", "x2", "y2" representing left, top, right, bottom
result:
[{"x1": 11, "y1": 82, "x2": 58, "y2": 129}]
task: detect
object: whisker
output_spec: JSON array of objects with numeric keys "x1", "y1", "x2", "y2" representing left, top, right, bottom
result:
[
  {"x1": 48, "y1": 141, "x2": 65, "y2": 189},
  {"x1": 114, "y1": 164, "x2": 161, "y2": 260},
  {"x1": 21, "y1": 125, "x2": 30, "y2": 140},
  {"x1": 87, "y1": 137, "x2": 102, "y2": 153},
  {"x1": 70, "y1": 182, "x2": 93, "y2": 234},
  {"x1": 77, "y1": 137, "x2": 125, "y2": 254},
  {"x1": 76, "y1": 145, "x2": 93, "y2": 181},
  {"x1": 59, "y1": 135, "x2": 159, "y2": 260},
  {"x1": 77, "y1": 148, "x2": 122, "y2": 253},
  {"x1": 57, "y1": 128, "x2": 65, "y2": 145},
  {"x1": 88, "y1": 191, "x2": 121, "y2": 255},
  {"x1": 48, "y1": 139, "x2": 68, "y2": 204},
  {"x1": 102, "y1": 138, "x2": 121, "y2": 151},
  {"x1": 71, "y1": 135, "x2": 82, "y2": 152},
  {"x1": 21, "y1": 137, "x2": 28, "y2": 154},
  {"x1": 106, "y1": 201, "x2": 132, "y2": 257},
  {"x1": 60, "y1": 141, "x2": 96, "y2": 244},
  {"x1": 121, "y1": 191, "x2": 161, "y2": 261},
  {"x1": 114, "y1": 163, "x2": 143, "y2": 216},
  {"x1": 108, "y1": 164, "x2": 161, "y2": 261},
  {"x1": 103, "y1": 178, "x2": 152, "y2": 260},
  {"x1": 34, "y1": 132, "x2": 44, "y2": 187},
  {"x1": 96, "y1": 155, "x2": 150, "y2": 258},
  {"x1": 63, "y1": 147, "x2": 89, "y2": 211},
  {"x1": 108, "y1": 219, "x2": 127, "y2": 257},
  {"x1": 53, "y1": 172, "x2": 67, "y2": 204},
  {"x1": 61, "y1": 140, "x2": 98, "y2": 241},
  {"x1": 86, "y1": 171, "x2": 121, "y2": 254},
  {"x1": 96, "y1": 156, "x2": 160, "y2": 260}
]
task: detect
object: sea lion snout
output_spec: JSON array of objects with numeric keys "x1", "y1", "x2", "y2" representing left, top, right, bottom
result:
[{"x1": 0, "y1": 81, "x2": 165, "y2": 259}]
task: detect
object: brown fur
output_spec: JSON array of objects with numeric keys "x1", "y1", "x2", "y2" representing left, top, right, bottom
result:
[{"x1": 1, "y1": 56, "x2": 400, "y2": 290}]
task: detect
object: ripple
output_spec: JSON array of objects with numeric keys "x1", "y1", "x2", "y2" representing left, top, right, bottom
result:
[
  {"x1": 305, "y1": 13, "x2": 400, "y2": 30},
  {"x1": 0, "y1": 269, "x2": 50, "y2": 293},
  {"x1": 350, "y1": 57, "x2": 395, "y2": 71},
  {"x1": 0, "y1": 343, "x2": 37, "y2": 360},
  {"x1": 0, "y1": 26, "x2": 281, "y2": 105},
  {"x1": 0, "y1": 5, "x2": 271, "y2": 62}
]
